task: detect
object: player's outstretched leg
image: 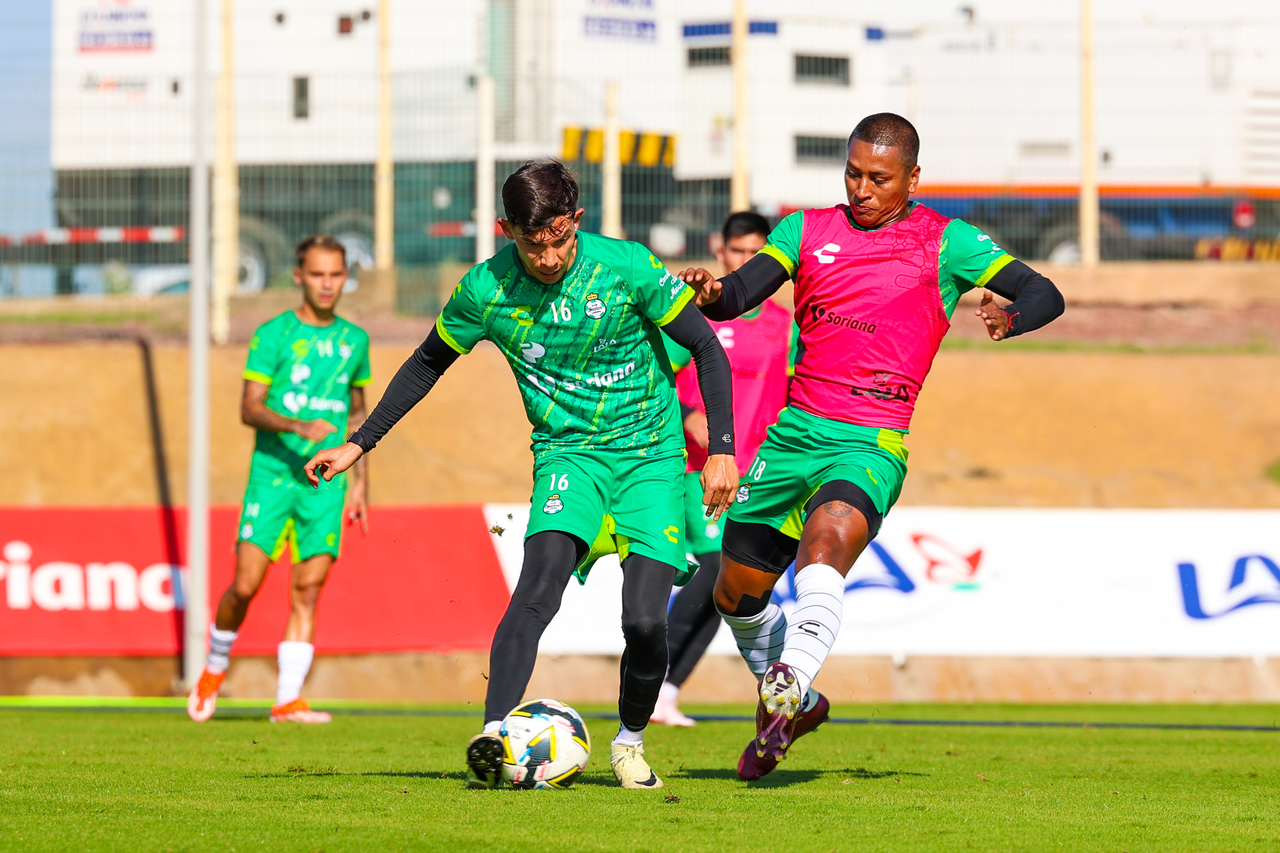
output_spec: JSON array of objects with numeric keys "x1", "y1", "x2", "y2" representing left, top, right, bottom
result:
[{"x1": 468, "y1": 531, "x2": 581, "y2": 788}]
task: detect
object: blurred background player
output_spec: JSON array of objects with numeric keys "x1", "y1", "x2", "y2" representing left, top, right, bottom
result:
[
  {"x1": 682, "y1": 113, "x2": 1065, "y2": 779},
  {"x1": 302, "y1": 160, "x2": 738, "y2": 789},
  {"x1": 187, "y1": 235, "x2": 371, "y2": 725},
  {"x1": 651, "y1": 212, "x2": 795, "y2": 727}
]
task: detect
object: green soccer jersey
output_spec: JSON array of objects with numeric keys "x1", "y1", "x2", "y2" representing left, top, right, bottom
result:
[
  {"x1": 243, "y1": 310, "x2": 371, "y2": 488},
  {"x1": 436, "y1": 231, "x2": 694, "y2": 456}
]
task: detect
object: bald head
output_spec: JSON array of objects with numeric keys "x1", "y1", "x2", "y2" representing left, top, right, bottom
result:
[{"x1": 848, "y1": 113, "x2": 920, "y2": 169}]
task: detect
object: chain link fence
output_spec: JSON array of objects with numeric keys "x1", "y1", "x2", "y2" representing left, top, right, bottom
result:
[{"x1": 4, "y1": 7, "x2": 1280, "y2": 316}]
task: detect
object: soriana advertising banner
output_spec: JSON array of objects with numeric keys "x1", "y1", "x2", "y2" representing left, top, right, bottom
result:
[
  {"x1": 0, "y1": 506, "x2": 510, "y2": 656},
  {"x1": 2, "y1": 505, "x2": 1279, "y2": 658}
]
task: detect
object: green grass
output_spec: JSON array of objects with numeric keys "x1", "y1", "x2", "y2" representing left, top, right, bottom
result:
[{"x1": 2, "y1": 703, "x2": 1279, "y2": 852}]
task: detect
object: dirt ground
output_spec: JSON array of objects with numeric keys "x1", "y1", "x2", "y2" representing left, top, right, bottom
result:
[{"x1": 2, "y1": 323, "x2": 1278, "y2": 509}]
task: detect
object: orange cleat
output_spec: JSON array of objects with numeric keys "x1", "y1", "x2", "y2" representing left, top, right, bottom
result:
[
  {"x1": 187, "y1": 668, "x2": 226, "y2": 722},
  {"x1": 269, "y1": 698, "x2": 332, "y2": 724}
]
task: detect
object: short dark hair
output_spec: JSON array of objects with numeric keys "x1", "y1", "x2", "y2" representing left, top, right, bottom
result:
[
  {"x1": 295, "y1": 234, "x2": 347, "y2": 268},
  {"x1": 501, "y1": 160, "x2": 580, "y2": 233},
  {"x1": 722, "y1": 211, "x2": 771, "y2": 244},
  {"x1": 848, "y1": 113, "x2": 920, "y2": 168}
]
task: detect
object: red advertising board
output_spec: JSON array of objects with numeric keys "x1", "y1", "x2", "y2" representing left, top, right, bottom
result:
[{"x1": 0, "y1": 506, "x2": 511, "y2": 656}]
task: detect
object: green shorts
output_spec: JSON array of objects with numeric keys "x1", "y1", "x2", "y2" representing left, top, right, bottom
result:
[
  {"x1": 682, "y1": 470, "x2": 725, "y2": 555},
  {"x1": 728, "y1": 406, "x2": 909, "y2": 539},
  {"x1": 237, "y1": 478, "x2": 346, "y2": 563},
  {"x1": 527, "y1": 448, "x2": 688, "y2": 583}
]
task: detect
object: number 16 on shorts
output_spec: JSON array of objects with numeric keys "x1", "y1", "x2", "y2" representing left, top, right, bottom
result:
[{"x1": 542, "y1": 473, "x2": 569, "y2": 514}]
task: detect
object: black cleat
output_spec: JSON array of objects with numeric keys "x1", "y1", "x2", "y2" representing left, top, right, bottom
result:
[{"x1": 466, "y1": 733, "x2": 505, "y2": 789}]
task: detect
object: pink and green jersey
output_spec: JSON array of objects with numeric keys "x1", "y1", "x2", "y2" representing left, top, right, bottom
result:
[
  {"x1": 759, "y1": 203, "x2": 1013, "y2": 431},
  {"x1": 667, "y1": 299, "x2": 795, "y2": 473}
]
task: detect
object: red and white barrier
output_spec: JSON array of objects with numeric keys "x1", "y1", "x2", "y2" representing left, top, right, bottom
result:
[{"x1": 0, "y1": 227, "x2": 185, "y2": 248}]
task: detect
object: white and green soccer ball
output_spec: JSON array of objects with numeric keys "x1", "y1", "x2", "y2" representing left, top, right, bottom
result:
[{"x1": 499, "y1": 698, "x2": 591, "y2": 790}]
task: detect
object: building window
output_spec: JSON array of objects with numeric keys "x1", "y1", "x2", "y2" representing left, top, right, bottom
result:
[
  {"x1": 795, "y1": 135, "x2": 847, "y2": 165},
  {"x1": 795, "y1": 54, "x2": 850, "y2": 85},
  {"x1": 688, "y1": 46, "x2": 731, "y2": 67},
  {"x1": 293, "y1": 76, "x2": 309, "y2": 119}
]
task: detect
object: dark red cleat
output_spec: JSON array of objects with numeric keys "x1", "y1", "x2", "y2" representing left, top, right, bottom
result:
[{"x1": 737, "y1": 665, "x2": 830, "y2": 781}]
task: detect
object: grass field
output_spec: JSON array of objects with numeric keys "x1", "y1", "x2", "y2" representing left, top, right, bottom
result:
[{"x1": 2, "y1": 701, "x2": 1278, "y2": 853}]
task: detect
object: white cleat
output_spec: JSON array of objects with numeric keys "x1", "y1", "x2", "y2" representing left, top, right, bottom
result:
[{"x1": 610, "y1": 743, "x2": 664, "y2": 789}]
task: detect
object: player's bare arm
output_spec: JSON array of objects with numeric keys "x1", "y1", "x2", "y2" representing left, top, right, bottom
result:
[
  {"x1": 976, "y1": 258, "x2": 1065, "y2": 342},
  {"x1": 699, "y1": 453, "x2": 739, "y2": 521},
  {"x1": 240, "y1": 379, "x2": 337, "y2": 444},
  {"x1": 345, "y1": 386, "x2": 370, "y2": 533}
]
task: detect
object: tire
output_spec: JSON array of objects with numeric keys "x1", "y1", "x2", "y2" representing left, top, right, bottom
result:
[{"x1": 237, "y1": 216, "x2": 292, "y2": 293}]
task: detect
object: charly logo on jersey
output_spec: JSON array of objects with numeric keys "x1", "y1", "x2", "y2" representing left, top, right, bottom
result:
[
  {"x1": 812, "y1": 243, "x2": 841, "y2": 264},
  {"x1": 543, "y1": 494, "x2": 565, "y2": 514},
  {"x1": 584, "y1": 292, "x2": 606, "y2": 320},
  {"x1": 521, "y1": 342, "x2": 546, "y2": 364},
  {"x1": 716, "y1": 327, "x2": 735, "y2": 349},
  {"x1": 290, "y1": 364, "x2": 311, "y2": 385}
]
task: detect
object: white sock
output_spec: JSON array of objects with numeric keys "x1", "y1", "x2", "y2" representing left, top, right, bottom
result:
[
  {"x1": 779, "y1": 563, "x2": 845, "y2": 698},
  {"x1": 483, "y1": 720, "x2": 501, "y2": 735},
  {"x1": 721, "y1": 601, "x2": 788, "y2": 680},
  {"x1": 206, "y1": 625, "x2": 237, "y2": 674},
  {"x1": 276, "y1": 641, "x2": 314, "y2": 706},
  {"x1": 659, "y1": 682, "x2": 679, "y2": 703},
  {"x1": 613, "y1": 724, "x2": 644, "y2": 747}
]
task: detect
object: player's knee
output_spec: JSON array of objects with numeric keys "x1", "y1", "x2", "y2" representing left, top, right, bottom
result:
[
  {"x1": 620, "y1": 611, "x2": 666, "y2": 648},
  {"x1": 229, "y1": 580, "x2": 260, "y2": 603},
  {"x1": 714, "y1": 583, "x2": 768, "y2": 618}
]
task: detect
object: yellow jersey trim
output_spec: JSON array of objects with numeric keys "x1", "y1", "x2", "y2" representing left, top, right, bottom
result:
[
  {"x1": 759, "y1": 244, "x2": 797, "y2": 277},
  {"x1": 435, "y1": 314, "x2": 471, "y2": 355},
  {"x1": 243, "y1": 370, "x2": 273, "y2": 385},
  {"x1": 656, "y1": 286, "x2": 695, "y2": 327},
  {"x1": 974, "y1": 253, "x2": 1015, "y2": 289},
  {"x1": 351, "y1": 376, "x2": 373, "y2": 388}
]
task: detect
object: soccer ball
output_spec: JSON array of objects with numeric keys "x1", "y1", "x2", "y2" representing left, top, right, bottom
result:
[{"x1": 499, "y1": 698, "x2": 591, "y2": 790}]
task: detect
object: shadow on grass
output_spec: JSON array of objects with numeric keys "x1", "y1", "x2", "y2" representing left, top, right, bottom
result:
[{"x1": 673, "y1": 766, "x2": 928, "y2": 786}]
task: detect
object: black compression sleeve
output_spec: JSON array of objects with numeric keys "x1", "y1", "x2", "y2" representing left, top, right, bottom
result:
[
  {"x1": 662, "y1": 301, "x2": 735, "y2": 457},
  {"x1": 983, "y1": 259, "x2": 1066, "y2": 338},
  {"x1": 348, "y1": 329, "x2": 461, "y2": 453},
  {"x1": 701, "y1": 252, "x2": 791, "y2": 321}
]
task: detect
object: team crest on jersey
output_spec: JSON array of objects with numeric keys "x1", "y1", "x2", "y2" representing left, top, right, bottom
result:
[
  {"x1": 735, "y1": 484, "x2": 751, "y2": 504},
  {"x1": 584, "y1": 292, "x2": 606, "y2": 320},
  {"x1": 543, "y1": 494, "x2": 565, "y2": 514},
  {"x1": 339, "y1": 342, "x2": 352, "y2": 359}
]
